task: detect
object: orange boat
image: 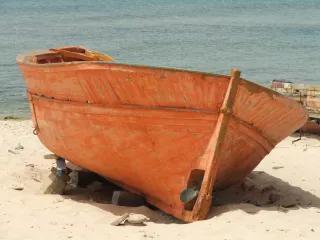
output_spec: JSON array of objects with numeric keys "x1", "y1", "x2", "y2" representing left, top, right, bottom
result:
[{"x1": 17, "y1": 46, "x2": 307, "y2": 222}]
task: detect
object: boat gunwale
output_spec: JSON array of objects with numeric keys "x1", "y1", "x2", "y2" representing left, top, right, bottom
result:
[{"x1": 16, "y1": 48, "x2": 284, "y2": 99}]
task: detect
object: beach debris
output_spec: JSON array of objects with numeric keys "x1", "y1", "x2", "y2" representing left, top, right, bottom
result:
[
  {"x1": 111, "y1": 213, "x2": 150, "y2": 226},
  {"x1": 14, "y1": 143, "x2": 24, "y2": 151},
  {"x1": 32, "y1": 176, "x2": 41, "y2": 182},
  {"x1": 280, "y1": 201, "x2": 298, "y2": 208},
  {"x1": 112, "y1": 190, "x2": 145, "y2": 207},
  {"x1": 25, "y1": 163, "x2": 35, "y2": 168},
  {"x1": 8, "y1": 149, "x2": 18, "y2": 154},
  {"x1": 292, "y1": 134, "x2": 302, "y2": 143},
  {"x1": 53, "y1": 196, "x2": 65, "y2": 203},
  {"x1": 3, "y1": 115, "x2": 20, "y2": 120},
  {"x1": 11, "y1": 184, "x2": 24, "y2": 191},
  {"x1": 272, "y1": 166, "x2": 284, "y2": 170},
  {"x1": 303, "y1": 144, "x2": 308, "y2": 152},
  {"x1": 44, "y1": 153, "x2": 58, "y2": 159},
  {"x1": 42, "y1": 167, "x2": 70, "y2": 194},
  {"x1": 8, "y1": 143, "x2": 24, "y2": 155},
  {"x1": 127, "y1": 214, "x2": 150, "y2": 224}
]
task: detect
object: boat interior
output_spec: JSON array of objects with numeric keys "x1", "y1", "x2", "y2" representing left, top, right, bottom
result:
[{"x1": 32, "y1": 46, "x2": 113, "y2": 64}]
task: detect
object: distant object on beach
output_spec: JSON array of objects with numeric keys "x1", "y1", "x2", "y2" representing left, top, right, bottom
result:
[
  {"x1": 3, "y1": 115, "x2": 22, "y2": 120},
  {"x1": 271, "y1": 79, "x2": 320, "y2": 135},
  {"x1": 17, "y1": 46, "x2": 307, "y2": 222}
]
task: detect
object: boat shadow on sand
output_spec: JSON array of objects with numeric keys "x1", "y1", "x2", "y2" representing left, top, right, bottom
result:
[
  {"x1": 61, "y1": 170, "x2": 320, "y2": 224},
  {"x1": 210, "y1": 171, "x2": 320, "y2": 217}
]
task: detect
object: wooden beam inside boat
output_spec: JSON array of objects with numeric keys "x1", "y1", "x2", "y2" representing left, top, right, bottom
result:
[
  {"x1": 50, "y1": 49, "x2": 98, "y2": 61},
  {"x1": 50, "y1": 47, "x2": 113, "y2": 62}
]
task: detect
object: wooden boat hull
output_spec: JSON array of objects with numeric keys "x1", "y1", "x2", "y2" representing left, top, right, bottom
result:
[{"x1": 17, "y1": 47, "x2": 307, "y2": 222}]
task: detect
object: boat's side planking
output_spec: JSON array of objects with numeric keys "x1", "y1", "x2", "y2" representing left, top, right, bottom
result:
[{"x1": 17, "y1": 52, "x2": 307, "y2": 221}]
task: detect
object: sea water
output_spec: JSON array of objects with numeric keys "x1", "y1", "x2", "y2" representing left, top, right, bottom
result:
[{"x1": 0, "y1": 0, "x2": 319, "y2": 117}]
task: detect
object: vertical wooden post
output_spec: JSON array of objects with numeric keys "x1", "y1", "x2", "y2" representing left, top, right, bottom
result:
[{"x1": 188, "y1": 68, "x2": 241, "y2": 221}]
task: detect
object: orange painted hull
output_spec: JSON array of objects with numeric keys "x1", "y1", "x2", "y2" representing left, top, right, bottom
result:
[{"x1": 17, "y1": 47, "x2": 307, "y2": 222}]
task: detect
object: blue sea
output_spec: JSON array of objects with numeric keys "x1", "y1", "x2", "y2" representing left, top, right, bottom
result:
[{"x1": 0, "y1": 0, "x2": 319, "y2": 118}]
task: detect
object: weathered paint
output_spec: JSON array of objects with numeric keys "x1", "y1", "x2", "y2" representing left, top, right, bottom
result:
[{"x1": 17, "y1": 47, "x2": 308, "y2": 222}]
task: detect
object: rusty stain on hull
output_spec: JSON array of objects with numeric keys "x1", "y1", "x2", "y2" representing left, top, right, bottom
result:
[{"x1": 17, "y1": 46, "x2": 308, "y2": 222}]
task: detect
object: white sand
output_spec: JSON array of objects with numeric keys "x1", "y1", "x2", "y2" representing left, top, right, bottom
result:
[{"x1": 0, "y1": 120, "x2": 320, "y2": 240}]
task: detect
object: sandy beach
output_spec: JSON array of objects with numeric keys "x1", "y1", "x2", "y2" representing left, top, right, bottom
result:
[
  {"x1": 0, "y1": 119, "x2": 319, "y2": 239},
  {"x1": 1, "y1": 0, "x2": 319, "y2": 239}
]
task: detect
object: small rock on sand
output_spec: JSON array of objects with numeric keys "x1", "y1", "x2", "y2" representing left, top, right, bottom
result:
[
  {"x1": 8, "y1": 149, "x2": 18, "y2": 154},
  {"x1": 111, "y1": 213, "x2": 150, "y2": 226},
  {"x1": 272, "y1": 166, "x2": 284, "y2": 170},
  {"x1": 11, "y1": 185, "x2": 24, "y2": 191},
  {"x1": 127, "y1": 214, "x2": 150, "y2": 224},
  {"x1": 14, "y1": 143, "x2": 24, "y2": 151}
]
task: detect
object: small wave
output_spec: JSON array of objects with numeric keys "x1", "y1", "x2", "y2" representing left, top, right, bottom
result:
[{"x1": 0, "y1": 63, "x2": 16, "y2": 67}]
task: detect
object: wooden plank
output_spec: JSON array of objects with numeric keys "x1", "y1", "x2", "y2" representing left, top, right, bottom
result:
[
  {"x1": 188, "y1": 68, "x2": 241, "y2": 221},
  {"x1": 50, "y1": 48, "x2": 113, "y2": 62},
  {"x1": 50, "y1": 49, "x2": 97, "y2": 61}
]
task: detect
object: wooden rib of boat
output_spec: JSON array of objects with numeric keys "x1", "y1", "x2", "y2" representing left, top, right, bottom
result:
[{"x1": 17, "y1": 46, "x2": 307, "y2": 222}]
